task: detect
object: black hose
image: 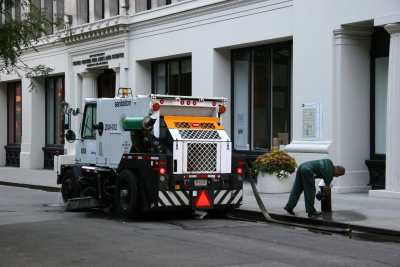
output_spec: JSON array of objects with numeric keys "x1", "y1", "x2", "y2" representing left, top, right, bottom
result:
[{"x1": 243, "y1": 155, "x2": 352, "y2": 238}]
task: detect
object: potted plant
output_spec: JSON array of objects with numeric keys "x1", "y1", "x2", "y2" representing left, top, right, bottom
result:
[{"x1": 252, "y1": 150, "x2": 297, "y2": 193}]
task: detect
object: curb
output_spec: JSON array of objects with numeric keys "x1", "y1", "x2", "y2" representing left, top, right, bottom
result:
[
  {"x1": 0, "y1": 181, "x2": 60, "y2": 193},
  {"x1": 231, "y1": 209, "x2": 400, "y2": 237}
]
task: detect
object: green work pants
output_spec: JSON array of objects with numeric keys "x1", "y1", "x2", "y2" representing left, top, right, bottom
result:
[{"x1": 286, "y1": 163, "x2": 317, "y2": 213}]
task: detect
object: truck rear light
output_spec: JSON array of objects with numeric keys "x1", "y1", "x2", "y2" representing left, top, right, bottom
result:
[
  {"x1": 237, "y1": 168, "x2": 243, "y2": 174},
  {"x1": 160, "y1": 100, "x2": 164, "y2": 104},
  {"x1": 160, "y1": 168, "x2": 166, "y2": 175},
  {"x1": 192, "y1": 123, "x2": 200, "y2": 127},
  {"x1": 219, "y1": 105, "x2": 226, "y2": 114},
  {"x1": 152, "y1": 102, "x2": 160, "y2": 111},
  {"x1": 181, "y1": 100, "x2": 185, "y2": 105},
  {"x1": 187, "y1": 101, "x2": 191, "y2": 105},
  {"x1": 212, "y1": 102, "x2": 216, "y2": 106},
  {"x1": 193, "y1": 101, "x2": 197, "y2": 105}
]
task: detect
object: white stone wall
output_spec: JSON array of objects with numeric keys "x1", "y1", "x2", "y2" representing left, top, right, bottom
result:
[{"x1": 1, "y1": 0, "x2": 400, "y2": 195}]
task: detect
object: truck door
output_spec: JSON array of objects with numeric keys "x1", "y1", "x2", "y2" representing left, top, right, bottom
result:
[{"x1": 76, "y1": 103, "x2": 97, "y2": 165}]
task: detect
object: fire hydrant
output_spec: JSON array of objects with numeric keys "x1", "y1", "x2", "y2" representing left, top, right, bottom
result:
[{"x1": 316, "y1": 180, "x2": 332, "y2": 213}]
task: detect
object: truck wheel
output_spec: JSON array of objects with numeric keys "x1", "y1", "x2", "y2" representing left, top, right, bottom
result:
[
  {"x1": 115, "y1": 170, "x2": 138, "y2": 219},
  {"x1": 61, "y1": 169, "x2": 80, "y2": 203}
]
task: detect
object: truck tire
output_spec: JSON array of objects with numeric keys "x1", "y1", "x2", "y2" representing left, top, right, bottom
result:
[
  {"x1": 115, "y1": 169, "x2": 138, "y2": 219},
  {"x1": 61, "y1": 169, "x2": 80, "y2": 203}
]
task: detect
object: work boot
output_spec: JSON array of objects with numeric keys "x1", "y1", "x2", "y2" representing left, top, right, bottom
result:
[
  {"x1": 307, "y1": 211, "x2": 323, "y2": 218},
  {"x1": 284, "y1": 206, "x2": 295, "y2": 216}
]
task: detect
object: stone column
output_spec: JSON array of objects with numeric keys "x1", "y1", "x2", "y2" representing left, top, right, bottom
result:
[
  {"x1": 80, "y1": 71, "x2": 101, "y2": 108},
  {"x1": 324, "y1": 26, "x2": 372, "y2": 193},
  {"x1": 384, "y1": 23, "x2": 400, "y2": 193},
  {"x1": 113, "y1": 67, "x2": 120, "y2": 97}
]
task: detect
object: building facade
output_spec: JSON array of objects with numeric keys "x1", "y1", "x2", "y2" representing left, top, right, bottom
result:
[{"x1": 1, "y1": 0, "x2": 399, "y2": 198}]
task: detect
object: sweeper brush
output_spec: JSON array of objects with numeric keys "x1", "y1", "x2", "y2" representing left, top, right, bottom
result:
[{"x1": 65, "y1": 197, "x2": 100, "y2": 211}]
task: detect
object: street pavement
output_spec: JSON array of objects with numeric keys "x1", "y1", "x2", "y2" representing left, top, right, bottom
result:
[{"x1": 0, "y1": 166, "x2": 399, "y2": 234}]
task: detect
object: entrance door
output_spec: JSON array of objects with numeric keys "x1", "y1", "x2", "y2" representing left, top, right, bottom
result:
[{"x1": 98, "y1": 69, "x2": 116, "y2": 98}]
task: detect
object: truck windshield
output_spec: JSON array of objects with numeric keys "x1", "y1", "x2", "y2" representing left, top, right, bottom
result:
[{"x1": 82, "y1": 104, "x2": 97, "y2": 139}]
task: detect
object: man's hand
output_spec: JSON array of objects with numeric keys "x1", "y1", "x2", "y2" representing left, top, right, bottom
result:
[{"x1": 323, "y1": 186, "x2": 331, "y2": 197}]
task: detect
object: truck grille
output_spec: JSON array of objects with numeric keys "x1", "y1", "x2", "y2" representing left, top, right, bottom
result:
[
  {"x1": 179, "y1": 129, "x2": 221, "y2": 140},
  {"x1": 187, "y1": 143, "x2": 217, "y2": 172}
]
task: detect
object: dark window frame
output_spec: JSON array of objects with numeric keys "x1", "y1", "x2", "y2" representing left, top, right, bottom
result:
[
  {"x1": 151, "y1": 56, "x2": 192, "y2": 96},
  {"x1": 231, "y1": 41, "x2": 292, "y2": 155},
  {"x1": 45, "y1": 75, "x2": 65, "y2": 146}
]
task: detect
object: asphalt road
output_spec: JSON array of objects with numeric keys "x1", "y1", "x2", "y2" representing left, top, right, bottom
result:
[{"x1": 0, "y1": 185, "x2": 399, "y2": 267}]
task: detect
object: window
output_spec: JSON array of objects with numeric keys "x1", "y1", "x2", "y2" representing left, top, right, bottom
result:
[
  {"x1": 110, "y1": 0, "x2": 119, "y2": 16},
  {"x1": 77, "y1": 0, "x2": 89, "y2": 24},
  {"x1": 82, "y1": 104, "x2": 97, "y2": 139},
  {"x1": 7, "y1": 82, "x2": 22, "y2": 145},
  {"x1": 15, "y1": 0, "x2": 21, "y2": 21},
  {"x1": 56, "y1": 0, "x2": 64, "y2": 30},
  {"x1": 94, "y1": 0, "x2": 104, "y2": 20},
  {"x1": 232, "y1": 42, "x2": 292, "y2": 152},
  {"x1": 45, "y1": 76, "x2": 65, "y2": 145},
  {"x1": 152, "y1": 57, "x2": 192, "y2": 96}
]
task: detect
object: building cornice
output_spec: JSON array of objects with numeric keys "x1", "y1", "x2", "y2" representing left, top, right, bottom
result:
[{"x1": 59, "y1": 15, "x2": 130, "y2": 45}]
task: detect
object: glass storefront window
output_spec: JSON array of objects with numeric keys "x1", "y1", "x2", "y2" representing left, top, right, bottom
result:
[
  {"x1": 232, "y1": 42, "x2": 292, "y2": 152},
  {"x1": 7, "y1": 82, "x2": 22, "y2": 144},
  {"x1": 233, "y1": 50, "x2": 250, "y2": 150},
  {"x1": 374, "y1": 57, "x2": 388, "y2": 154},
  {"x1": 45, "y1": 76, "x2": 65, "y2": 145}
]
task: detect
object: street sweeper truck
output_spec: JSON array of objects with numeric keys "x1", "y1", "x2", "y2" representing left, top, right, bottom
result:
[{"x1": 57, "y1": 89, "x2": 243, "y2": 218}]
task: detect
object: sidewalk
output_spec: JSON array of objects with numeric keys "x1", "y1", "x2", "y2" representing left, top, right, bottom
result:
[
  {"x1": 1, "y1": 166, "x2": 400, "y2": 234},
  {"x1": 242, "y1": 182, "x2": 400, "y2": 233}
]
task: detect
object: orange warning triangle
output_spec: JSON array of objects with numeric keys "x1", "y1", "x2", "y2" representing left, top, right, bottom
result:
[{"x1": 195, "y1": 190, "x2": 211, "y2": 208}]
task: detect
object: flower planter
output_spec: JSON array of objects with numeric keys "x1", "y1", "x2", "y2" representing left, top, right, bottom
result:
[{"x1": 257, "y1": 172, "x2": 295, "y2": 193}]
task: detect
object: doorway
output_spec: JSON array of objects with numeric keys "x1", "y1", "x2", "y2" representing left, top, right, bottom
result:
[{"x1": 98, "y1": 69, "x2": 116, "y2": 98}]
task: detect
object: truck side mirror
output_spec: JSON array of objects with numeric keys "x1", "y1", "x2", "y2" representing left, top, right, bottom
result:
[
  {"x1": 72, "y1": 108, "x2": 80, "y2": 116},
  {"x1": 66, "y1": 130, "x2": 76, "y2": 143},
  {"x1": 93, "y1": 122, "x2": 104, "y2": 136},
  {"x1": 64, "y1": 113, "x2": 70, "y2": 130}
]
